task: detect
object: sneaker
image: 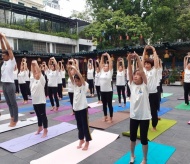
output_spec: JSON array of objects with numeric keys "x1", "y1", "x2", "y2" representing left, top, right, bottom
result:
[
  {"x1": 122, "y1": 104, "x2": 126, "y2": 108},
  {"x1": 118, "y1": 103, "x2": 121, "y2": 107}
]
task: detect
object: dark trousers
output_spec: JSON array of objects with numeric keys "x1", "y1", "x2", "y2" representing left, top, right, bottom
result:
[
  {"x1": 149, "y1": 93, "x2": 159, "y2": 128},
  {"x1": 126, "y1": 80, "x2": 131, "y2": 97},
  {"x1": 184, "y1": 82, "x2": 190, "y2": 105},
  {"x1": 130, "y1": 118, "x2": 149, "y2": 145},
  {"x1": 48, "y1": 87, "x2": 59, "y2": 107},
  {"x1": 58, "y1": 84, "x2": 63, "y2": 98},
  {"x1": 68, "y1": 92, "x2": 74, "y2": 112},
  {"x1": 95, "y1": 86, "x2": 101, "y2": 101},
  {"x1": 14, "y1": 80, "x2": 19, "y2": 93},
  {"x1": 45, "y1": 83, "x2": 48, "y2": 97},
  {"x1": 75, "y1": 108, "x2": 92, "y2": 141},
  {"x1": 160, "y1": 80, "x2": 163, "y2": 93},
  {"x1": 26, "y1": 81, "x2": 31, "y2": 96},
  {"x1": 33, "y1": 103, "x2": 48, "y2": 128},
  {"x1": 19, "y1": 83, "x2": 28, "y2": 101},
  {"x1": 157, "y1": 86, "x2": 161, "y2": 111},
  {"x1": 2, "y1": 83, "x2": 18, "y2": 122},
  {"x1": 87, "y1": 79, "x2": 94, "y2": 94},
  {"x1": 101, "y1": 91, "x2": 113, "y2": 117},
  {"x1": 117, "y1": 86, "x2": 126, "y2": 104},
  {"x1": 62, "y1": 78, "x2": 66, "y2": 88}
]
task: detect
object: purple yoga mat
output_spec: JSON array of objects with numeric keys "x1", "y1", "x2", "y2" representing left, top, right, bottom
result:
[
  {"x1": 53, "y1": 108, "x2": 102, "y2": 122},
  {"x1": 0, "y1": 122, "x2": 77, "y2": 152},
  {"x1": 0, "y1": 100, "x2": 32, "y2": 109},
  {"x1": 31, "y1": 106, "x2": 72, "y2": 116}
]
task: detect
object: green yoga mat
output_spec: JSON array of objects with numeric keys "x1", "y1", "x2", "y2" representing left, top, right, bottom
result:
[
  {"x1": 115, "y1": 141, "x2": 176, "y2": 164},
  {"x1": 175, "y1": 102, "x2": 190, "y2": 110},
  {"x1": 113, "y1": 94, "x2": 118, "y2": 99},
  {"x1": 122, "y1": 118, "x2": 177, "y2": 141},
  {"x1": 161, "y1": 93, "x2": 173, "y2": 98}
]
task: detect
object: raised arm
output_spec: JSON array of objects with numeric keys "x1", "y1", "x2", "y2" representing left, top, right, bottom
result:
[
  {"x1": 71, "y1": 65, "x2": 85, "y2": 86},
  {"x1": 99, "y1": 53, "x2": 105, "y2": 70},
  {"x1": 106, "y1": 53, "x2": 113, "y2": 71},
  {"x1": 184, "y1": 56, "x2": 188, "y2": 69},
  {"x1": 31, "y1": 60, "x2": 41, "y2": 80},
  {"x1": 67, "y1": 64, "x2": 74, "y2": 84},
  {"x1": 0, "y1": 33, "x2": 14, "y2": 60},
  {"x1": 142, "y1": 45, "x2": 148, "y2": 67},
  {"x1": 150, "y1": 46, "x2": 159, "y2": 69},
  {"x1": 127, "y1": 54, "x2": 133, "y2": 84}
]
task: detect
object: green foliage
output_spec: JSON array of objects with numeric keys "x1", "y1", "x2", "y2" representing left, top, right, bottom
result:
[{"x1": 169, "y1": 69, "x2": 179, "y2": 83}]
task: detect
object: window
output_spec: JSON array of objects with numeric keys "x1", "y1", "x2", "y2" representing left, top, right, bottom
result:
[
  {"x1": 56, "y1": 44, "x2": 73, "y2": 54},
  {"x1": 13, "y1": 39, "x2": 18, "y2": 50}
]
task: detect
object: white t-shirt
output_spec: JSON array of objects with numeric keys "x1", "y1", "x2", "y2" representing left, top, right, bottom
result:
[
  {"x1": 58, "y1": 72, "x2": 62, "y2": 84},
  {"x1": 68, "y1": 77, "x2": 74, "y2": 93},
  {"x1": 184, "y1": 68, "x2": 190, "y2": 83},
  {"x1": 95, "y1": 72, "x2": 100, "y2": 86},
  {"x1": 87, "y1": 69, "x2": 94, "y2": 80},
  {"x1": 13, "y1": 69, "x2": 18, "y2": 80},
  {"x1": 25, "y1": 70, "x2": 30, "y2": 81},
  {"x1": 61, "y1": 70, "x2": 66, "y2": 78},
  {"x1": 1, "y1": 57, "x2": 16, "y2": 83},
  {"x1": 30, "y1": 75, "x2": 46, "y2": 104},
  {"x1": 99, "y1": 69, "x2": 112, "y2": 92},
  {"x1": 116, "y1": 71, "x2": 125, "y2": 86},
  {"x1": 126, "y1": 68, "x2": 129, "y2": 81},
  {"x1": 47, "y1": 70, "x2": 58, "y2": 87},
  {"x1": 18, "y1": 71, "x2": 27, "y2": 84},
  {"x1": 73, "y1": 82, "x2": 89, "y2": 111},
  {"x1": 144, "y1": 67, "x2": 158, "y2": 93},
  {"x1": 129, "y1": 82, "x2": 152, "y2": 120}
]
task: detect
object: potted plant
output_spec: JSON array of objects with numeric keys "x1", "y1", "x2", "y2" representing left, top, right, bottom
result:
[{"x1": 169, "y1": 69, "x2": 181, "y2": 85}]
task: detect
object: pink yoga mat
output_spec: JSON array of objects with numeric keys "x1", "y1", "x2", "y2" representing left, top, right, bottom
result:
[
  {"x1": 0, "y1": 100, "x2": 32, "y2": 109},
  {"x1": 53, "y1": 108, "x2": 101, "y2": 122}
]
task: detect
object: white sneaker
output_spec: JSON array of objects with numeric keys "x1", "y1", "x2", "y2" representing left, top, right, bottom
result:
[
  {"x1": 118, "y1": 103, "x2": 121, "y2": 107},
  {"x1": 122, "y1": 104, "x2": 125, "y2": 108}
]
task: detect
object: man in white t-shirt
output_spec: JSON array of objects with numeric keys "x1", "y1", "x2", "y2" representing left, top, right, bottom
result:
[{"x1": 0, "y1": 33, "x2": 18, "y2": 127}]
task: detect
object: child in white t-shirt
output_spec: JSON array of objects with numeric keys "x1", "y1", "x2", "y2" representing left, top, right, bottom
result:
[
  {"x1": 67, "y1": 64, "x2": 92, "y2": 151},
  {"x1": 128, "y1": 52, "x2": 151, "y2": 164}
]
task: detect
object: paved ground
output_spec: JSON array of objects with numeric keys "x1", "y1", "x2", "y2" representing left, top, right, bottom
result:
[{"x1": 0, "y1": 85, "x2": 189, "y2": 164}]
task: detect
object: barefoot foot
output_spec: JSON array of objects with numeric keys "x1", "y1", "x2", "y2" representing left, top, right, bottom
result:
[
  {"x1": 41, "y1": 129, "x2": 48, "y2": 138},
  {"x1": 82, "y1": 141, "x2": 89, "y2": 151},
  {"x1": 102, "y1": 116, "x2": 108, "y2": 122},
  {"x1": 35, "y1": 127, "x2": 43, "y2": 135},
  {"x1": 77, "y1": 140, "x2": 85, "y2": 149}
]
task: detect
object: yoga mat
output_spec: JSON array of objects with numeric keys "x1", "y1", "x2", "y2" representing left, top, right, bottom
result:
[
  {"x1": 115, "y1": 142, "x2": 176, "y2": 164},
  {"x1": 0, "y1": 122, "x2": 77, "y2": 152},
  {"x1": 19, "y1": 103, "x2": 52, "y2": 113},
  {"x1": 30, "y1": 130, "x2": 119, "y2": 164},
  {"x1": 113, "y1": 102, "x2": 130, "y2": 112},
  {"x1": 0, "y1": 113, "x2": 25, "y2": 121},
  {"x1": 53, "y1": 108, "x2": 101, "y2": 122},
  {"x1": 113, "y1": 94, "x2": 118, "y2": 99},
  {"x1": 0, "y1": 117, "x2": 38, "y2": 133},
  {"x1": 177, "y1": 96, "x2": 190, "y2": 100},
  {"x1": 161, "y1": 93, "x2": 173, "y2": 98},
  {"x1": 86, "y1": 94, "x2": 97, "y2": 98},
  {"x1": 158, "y1": 107, "x2": 172, "y2": 116},
  {"x1": 0, "y1": 100, "x2": 32, "y2": 109},
  {"x1": 88, "y1": 100, "x2": 115, "y2": 108},
  {"x1": 160, "y1": 98, "x2": 169, "y2": 104},
  {"x1": 46, "y1": 96, "x2": 69, "y2": 103},
  {"x1": 122, "y1": 118, "x2": 177, "y2": 141},
  {"x1": 89, "y1": 112, "x2": 130, "y2": 130},
  {"x1": 175, "y1": 102, "x2": 190, "y2": 110}
]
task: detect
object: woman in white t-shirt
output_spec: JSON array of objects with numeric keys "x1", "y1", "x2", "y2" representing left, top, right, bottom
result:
[
  {"x1": 95, "y1": 60, "x2": 101, "y2": 103},
  {"x1": 87, "y1": 58, "x2": 95, "y2": 97},
  {"x1": 142, "y1": 45, "x2": 159, "y2": 131},
  {"x1": 67, "y1": 64, "x2": 92, "y2": 151},
  {"x1": 61, "y1": 64, "x2": 66, "y2": 88},
  {"x1": 30, "y1": 60, "x2": 48, "y2": 138},
  {"x1": 57, "y1": 61, "x2": 63, "y2": 100},
  {"x1": 46, "y1": 57, "x2": 59, "y2": 111},
  {"x1": 116, "y1": 57, "x2": 126, "y2": 107},
  {"x1": 183, "y1": 54, "x2": 190, "y2": 105},
  {"x1": 128, "y1": 52, "x2": 151, "y2": 164},
  {"x1": 99, "y1": 53, "x2": 113, "y2": 123},
  {"x1": 13, "y1": 64, "x2": 19, "y2": 94},
  {"x1": 18, "y1": 60, "x2": 28, "y2": 104}
]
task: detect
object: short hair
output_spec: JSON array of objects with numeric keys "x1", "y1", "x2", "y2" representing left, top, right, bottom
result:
[
  {"x1": 144, "y1": 58, "x2": 154, "y2": 67},
  {"x1": 2, "y1": 50, "x2": 9, "y2": 55},
  {"x1": 74, "y1": 74, "x2": 80, "y2": 80}
]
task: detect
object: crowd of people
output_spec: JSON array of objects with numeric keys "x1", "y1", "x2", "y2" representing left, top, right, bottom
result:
[{"x1": 1, "y1": 32, "x2": 190, "y2": 164}]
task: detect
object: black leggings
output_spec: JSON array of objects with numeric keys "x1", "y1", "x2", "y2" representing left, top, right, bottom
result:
[
  {"x1": 58, "y1": 84, "x2": 63, "y2": 98},
  {"x1": 130, "y1": 118, "x2": 149, "y2": 145},
  {"x1": 75, "y1": 108, "x2": 92, "y2": 142},
  {"x1": 184, "y1": 82, "x2": 190, "y2": 105},
  {"x1": 33, "y1": 103, "x2": 48, "y2": 128},
  {"x1": 126, "y1": 80, "x2": 131, "y2": 97},
  {"x1": 62, "y1": 78, "x2": 66, "y2": 88},
  {"x1": 96, "y1": 86, "x2": 101, "y2": 101},
  {"x1": 149, "y1": 93, "x2": 159, "y2": 128},
  {"x1": 68, "y1": 92, "x2": 74, "y2": 112},
  {"x1": 48, "y1": 87, "x2": 59, "y2": 107},
  {"x1": 117, "y1": 86, "x2": 126, "y2": 104},
  {"x1": 14, "y1": 80, "x2": 19, "y2": 93},
  {"x1": 26, "y1": 81, "x2": 31, "y2": 96},
  {"x1": 157, "y1": 86, "x2": 161, "y2": 111},
  {"x1": 88, "y1": 79, "x2": 94, "y2": 94},
  {"x1": 101, "y1": 91, "x2": 113, "y2": 117},
  {"x1": 19, "y1": 83, "x2": 28, "y2": 101}
]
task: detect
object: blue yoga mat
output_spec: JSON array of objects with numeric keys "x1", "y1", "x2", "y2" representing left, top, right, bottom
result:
[
  {"x1": 113, "y1": 102, "x2": 130, "y2": 112},
  {"x1": 115, "y1": 142, "x2": 176, "y2": 164},
  {"x1": 18, "y1": 103, "x2": 52, "y2": 113},
  {"x1": 160, "y1": 98, "x2": 169, "y2": 104},
  {"x1": 46, "y1": 96, "x2": 69, "y2": 103},
  {"x1": 158, "y1": 107, "x2": 172, "y2": 116}
]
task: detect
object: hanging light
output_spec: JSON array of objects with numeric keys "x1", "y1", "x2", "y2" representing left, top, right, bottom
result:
[
  {"x1": 164, "y1": 49, "x2": 169, "y2": 58},
  {"x1": 37, "y1": 58, "x2": 41, "y2": 62},
  {"x1": 111, "y1": 54, "x2": 114, "y2": 61},
  {"x1": 145, "y1": 52, "x2": 149, "y2": 59},
  {"x1": 84, "y1": 58, "x2": 87, "y2": 63}
]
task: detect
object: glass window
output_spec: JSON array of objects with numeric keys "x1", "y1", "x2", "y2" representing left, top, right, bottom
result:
[
  {"x1": 13, "y1": 39, "x2": 18, "y2": 50},
  {"x1": 56, "y1": 44, "x2": 73, "y2": 54}
]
